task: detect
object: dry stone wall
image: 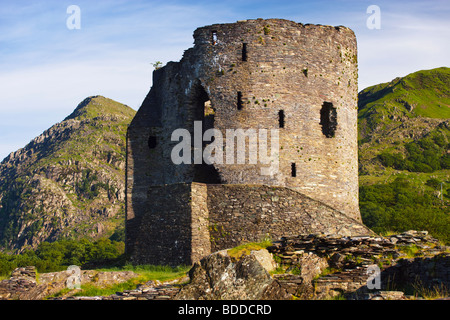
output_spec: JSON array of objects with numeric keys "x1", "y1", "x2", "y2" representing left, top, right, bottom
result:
[
  {"x1": 267, "y1": 230, "x2": 449, "y2": 299},
  {"x1": 5, "y1": 231, "x2": 447, "y2": 300},
  {"x1": 206, "y1": 184, "x2": 372, "y2": 252}
]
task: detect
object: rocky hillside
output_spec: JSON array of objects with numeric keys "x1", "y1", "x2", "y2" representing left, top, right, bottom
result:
[
  {"x1": 357, "y1": 67, "x2": 449, "y2": 243},
  {"x1": 0, "y1": 96, "x2": 135, "y2": 252}
]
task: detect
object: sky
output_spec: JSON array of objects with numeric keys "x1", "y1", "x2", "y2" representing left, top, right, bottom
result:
[{"x1": 0, "y1": 0, "x2": 449, "y2": 161}]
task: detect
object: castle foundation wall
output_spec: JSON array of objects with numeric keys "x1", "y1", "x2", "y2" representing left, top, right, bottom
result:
[
  {"x1": 205, "y1": 184, "x2": 372, "y2": 253},
  {"x1": 126, "y1": 184, "x2": 193, "y2": 266},
  {"x1": 126, "y1": 183, "x2": 372, "y2": 266}
]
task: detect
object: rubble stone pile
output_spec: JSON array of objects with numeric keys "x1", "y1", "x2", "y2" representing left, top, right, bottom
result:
[{"x1": 267, "y1": 230, "x2": 449, "y2": 299}]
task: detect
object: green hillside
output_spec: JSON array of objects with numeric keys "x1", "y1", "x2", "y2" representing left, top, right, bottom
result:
[
  {"x1": 357, "y1": 67, "x2": 450, "y2": 244},
  {"x1": 359, "y1": 67, "x2": 450, "y2": 138}
]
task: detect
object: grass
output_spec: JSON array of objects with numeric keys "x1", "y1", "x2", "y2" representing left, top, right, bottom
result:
[
  {"x1": 396, "y1": 244, "x2": 421, "y2": 258},
  {"x1": 227, "y1": 238, "x2": 272, "y2": 260},
  {"x1": 315, "y1": 267, "x2": 341, "y2": 279},
  {"x1": 269, "y1": 266, "x2": 288, "y2": 275},
  {"x1": 412, "y1": 280, "x2": 449, "y2": 300},
  {"x1": 49, "y1": 264, "x2": 191, "y2": 298},
  {"x1": 53, "y1": 279, "x2": 140, "y2": 298},
  {"x1": 100, "y1": 264, "x2": 191, "y2": 282}
]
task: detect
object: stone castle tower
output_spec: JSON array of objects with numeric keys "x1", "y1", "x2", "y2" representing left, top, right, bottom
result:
[{"x1": 126, "y1": 19, "x2": 370, "y2": 266}]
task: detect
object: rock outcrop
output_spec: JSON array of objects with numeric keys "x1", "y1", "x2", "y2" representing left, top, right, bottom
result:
[{"x1": 175, "y1": 249, "x2": 289, "y2": 300}]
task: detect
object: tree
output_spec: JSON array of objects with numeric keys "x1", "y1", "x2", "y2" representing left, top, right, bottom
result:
[{"x1": 151, "y1": 61, "x2": 163, "y2": 70}]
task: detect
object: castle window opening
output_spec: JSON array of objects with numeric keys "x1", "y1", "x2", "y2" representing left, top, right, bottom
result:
[
  {"x1": 242, "y1": 43, "x2": 248, "y2": 61},
  {"x1": 204, "y1": 100, "x2": 214, "y2": 116},
  {"x1": 237, "y1": 91, "x2": 243, "y2": 110},
  {"x1": 291, "y1": 163, "x2": 296, "y2": 177},
  {"x1": 278, "y1": 110, "x2": 285, "y2": 128},
  {"x1": 212, "y1": 31, "x2": 218, "y2": 45},
  {"x1": 320, "y1": 102, "x2": 337, "y2": 138},
  {"x1": 148, "y1": 136, "x2": 157, "y2": 149}
]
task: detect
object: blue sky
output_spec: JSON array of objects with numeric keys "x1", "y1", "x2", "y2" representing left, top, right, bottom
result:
[{"x1": 0, "y1": 0, "x2": 449, "y2": 161}]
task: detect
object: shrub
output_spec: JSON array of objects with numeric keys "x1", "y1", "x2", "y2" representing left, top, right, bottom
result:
[
  {"x1": 0, "y1": 238, "x2": 125, "y2": 275},
  {"x1": 360, "y1": 178, "x2": 450, "y2": 244}
]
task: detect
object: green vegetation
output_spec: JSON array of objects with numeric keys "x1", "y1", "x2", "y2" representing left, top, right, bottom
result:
[
  {"x1": 412, "y1": 280, "x2": 449, "y2": 300},
  {"x1": 302, "y1": 68, "x2": 308, "y2": 77},
  {"x1": 360, "y1": 177, "x2": 449, "y2": 244},
  {"x1": 315, "y1": 267, "x2": 341, "y2": 278},
  {"x1": 227, "y1": 239, "x2": 272, "y2": 260},
  {"x1": 359, "y1": 67, "x2": 450, "y2": 125},
  {"x1": 75, "y1": 169, "x2": 115, "y2": 200},
  {"x1": 0, "y1": 238, "x2": 124, "y2": 276},
  {"x1": 0, "y1": 237, "x2": 191, "y2": 298},
  {"x1": 377, "y1": 128, "x2": 450, "y2": 173},
  {"x1": 103, "y1": 264, "x2": 190, "y2": 282},
  {"x1": 396, "y1": 244, "x2": 421, "y2": 258},
  {"x1": 65, "y1": 95, "x2": 136, "y2": 121},
  {"x1": 66, "y1": 265, "x2": 189, "y2": 297},
  {"x1": 151, "y1": 61, "x2": 163, "y2": 70},
  {"x1": 46, "y1": 264, "x2": 190, "y2": 298}
]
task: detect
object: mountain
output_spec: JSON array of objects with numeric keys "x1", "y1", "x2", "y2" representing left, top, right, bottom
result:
[
  {"x1": 357, "y1": 67, "x2": 450, "y2": 243},
  {"x1": 358, "y1": 67, "x2": 450, "y2": 174},
  {"x1": 0, "y1": 96, "x2": 135, "y2": 252},
  {"x1": 359, "y1": 67, "x2": 450, "y2": 134}
]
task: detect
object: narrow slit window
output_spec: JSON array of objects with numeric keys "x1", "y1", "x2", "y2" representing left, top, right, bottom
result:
[
  {"x1": 320, "y1": 102, "x2": 337, "y2": 138},
  {"x1": 291, "y1": 163, "x2": 296, "y2": 177},
  {"x1": 148, "y1": 136, "x2": 157, "y2": 149},
  {"x1": 237, "y1": 91, "x2": 243, "y2": 110},
  {"x1": 212, "y1": 31, "x2": 218, "y2": 45},
  {"x1": 278, "y1": 110, "x2": 285, "y2": 128},
  {"x1": 242, "y1": 43, "x2": 247, "y2": 61}
]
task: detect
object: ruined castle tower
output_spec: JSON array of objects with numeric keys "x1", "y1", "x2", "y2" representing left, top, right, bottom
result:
[{"x1": 126, "y1": 19, "x2": 368, "y2": 266}]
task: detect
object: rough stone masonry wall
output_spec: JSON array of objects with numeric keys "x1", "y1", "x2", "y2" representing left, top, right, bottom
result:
[
  {"x1": 191, "y1": 19, "x2": 360, "y2": 220},
  {"x1": 127, "y1": 182, "x2": 372, "y2": 266},
  {"x1": 205, "y1": 184, "x2": 372, "y2": 253},
  {"x1": 126, "y1": 183, "x2": 193, "y2": 266},
  {"x1": 127, "y1": 183, "x2": 211, "y2": 266}
]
